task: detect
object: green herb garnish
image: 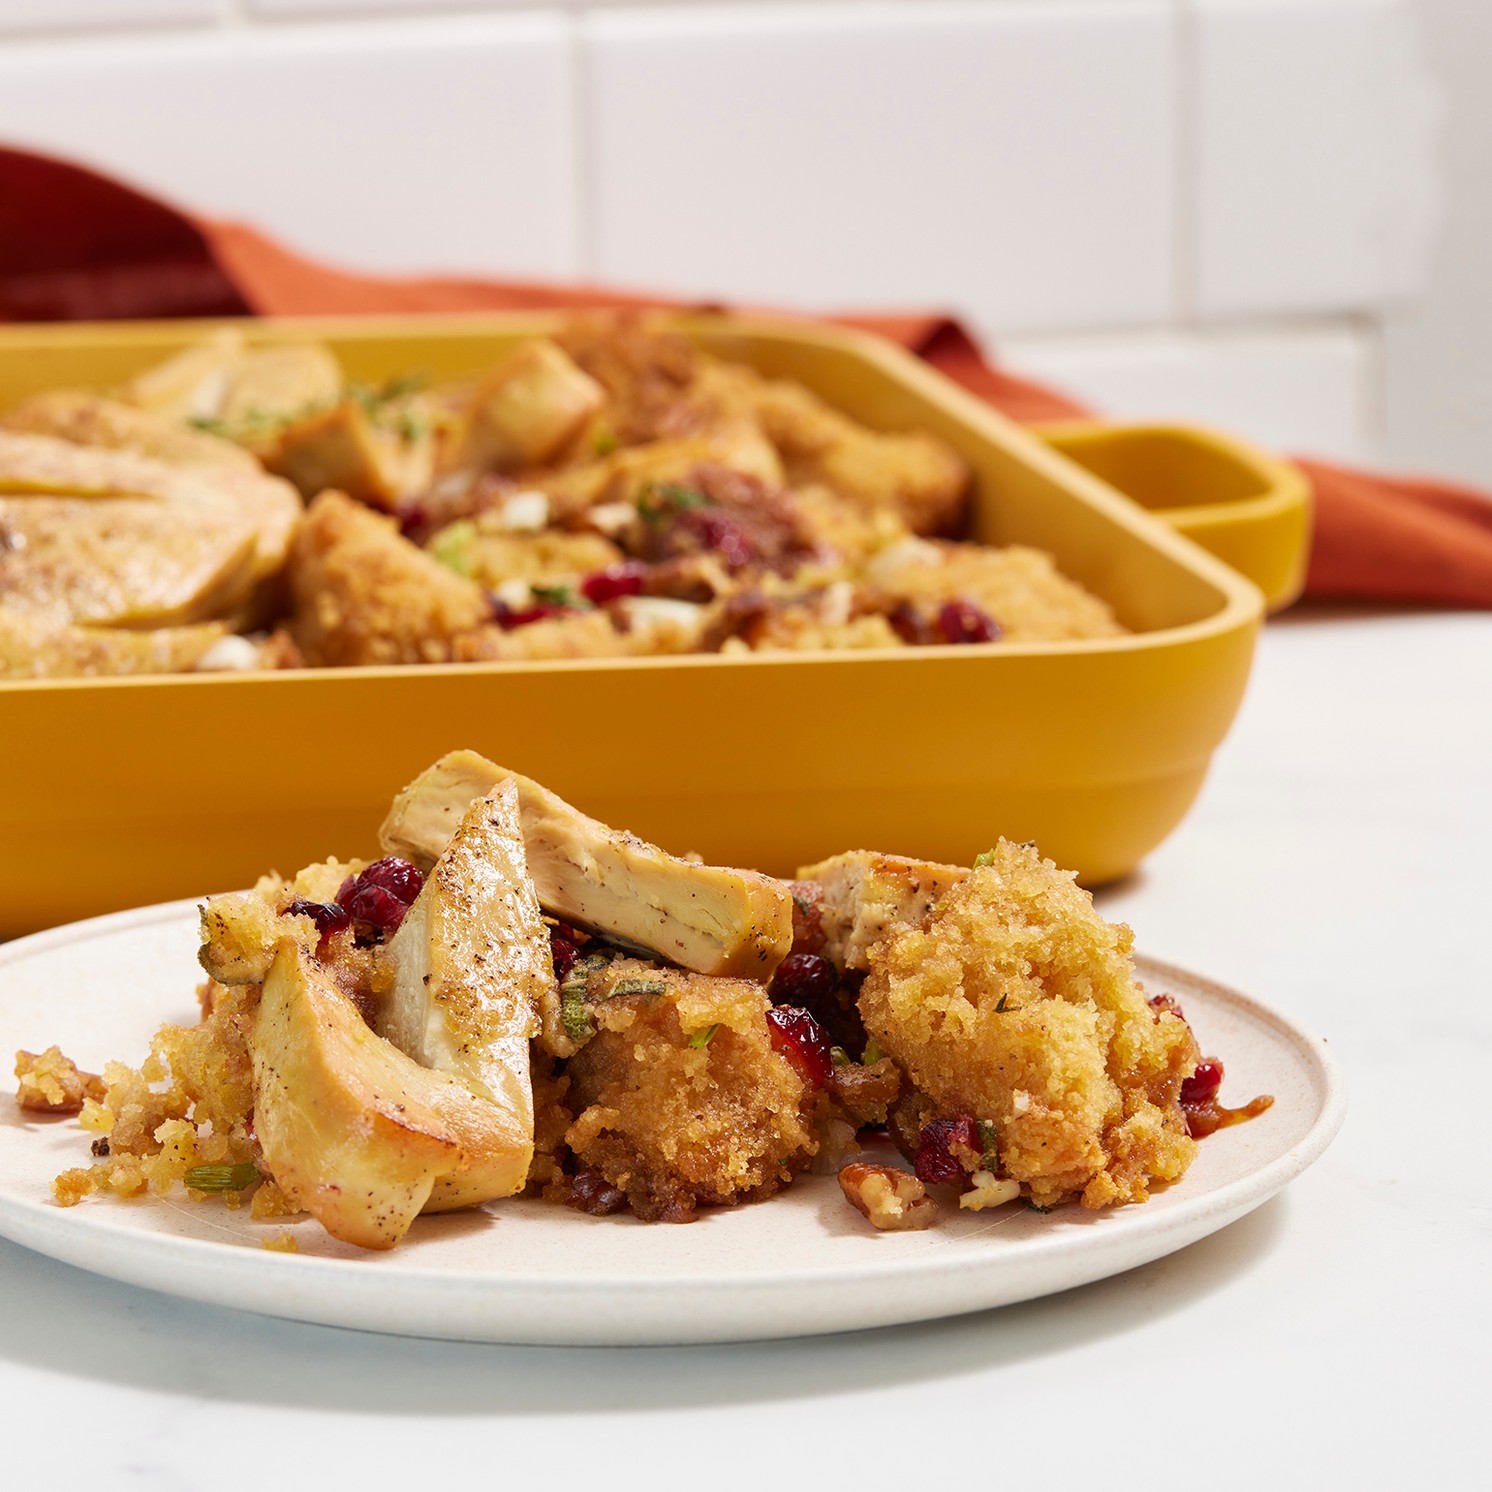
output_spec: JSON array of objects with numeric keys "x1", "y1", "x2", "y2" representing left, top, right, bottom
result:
[
  {"x1": 530, "y1": 583, "x2": 580, "y2": 609},
  {"x1": 428, "y1": 519, "x2": 478, "y2": 577},
  {"x1": 187, "y1": 406, "x2": 296, "y2": 441},
  {"x1": 688, "y1": 1024, "x2": 719, "y2": 1049},
  {"x1": 637, "y1": 482, "x2": 711, "y2": 526},
  {"x1": 973, "y1": 848, "x2": 997, "y2": 869},
  {"x1": 347, "y1": 372, "x2": 427, "y2": 412},
  {"x1": 560, "y1": 984, "x2": 594, "y2": 1044},
  {"x1": 592, "y1": 429, "x2": 619, "y2": 457},
  {"x1": 995, "y1": 994, "x2": 1009, "y2": 1013},
  {"x1": 862, "y1": 1039, "x2": 885, "y2": 1065},
  {"x1": 183, "y1": 1163, "x2": 260, "y2": 1194},
  {"x1": 829, "y1": 1045, "x2": 850, "y2": 1067},
  {"x1": 607, "y1": 977, "x2": 669, "y2": 998},
  {"x1": 975, "y1": 1118, "x2": 1000, "y2": 1169},
  {"x1": 392, "y1": 408, "x2": 429, "y2": 443}
]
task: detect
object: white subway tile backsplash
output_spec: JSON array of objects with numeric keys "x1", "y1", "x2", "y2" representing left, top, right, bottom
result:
[
  {"x1": 1193, "y1": 0, "x2": 1440, "y2": 319},
  {"x1": 0, "y1": 17, "x2": 578, "y2": 280},
  {"x1": 582, "y1": 3, "x2": 1179, "y2": 335},
  {"x1": 0, "y1": 0, "x2": 220, "y2": 35},
  {"x1": 999, "y1": 323, "x2": 1375, "y2": 461}
]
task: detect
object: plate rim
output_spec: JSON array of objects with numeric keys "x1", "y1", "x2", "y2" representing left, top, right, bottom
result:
[{"x1": 0, "y1": 899, "x2": 1347, "y2": 1343}]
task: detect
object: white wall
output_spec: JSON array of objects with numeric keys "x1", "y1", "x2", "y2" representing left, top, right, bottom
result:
[
  {"x1": 1382, "y1": 0, "x2": 1492, "y2": 487},
  {"x1": 0, "y1": 0, "x2": 1459, "y2": 472}
]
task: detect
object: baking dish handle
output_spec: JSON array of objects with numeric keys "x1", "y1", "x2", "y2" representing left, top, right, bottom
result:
[{"x1": 1028, "y1": 419, "x2": 1313, "y2": 613}]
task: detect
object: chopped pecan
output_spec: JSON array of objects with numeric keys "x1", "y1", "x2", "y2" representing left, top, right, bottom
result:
[
  {"x1": 14, "y1": 1047, "x2": 106, "y2": 1115},
  {"x1": 839, "y1": 1162, "x2": 938, "y2": 1232}
]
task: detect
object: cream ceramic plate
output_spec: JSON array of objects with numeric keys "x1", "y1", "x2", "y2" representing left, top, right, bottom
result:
[{"x1": 0, "y1": 901, "x2": 1344, "y2": 1346}]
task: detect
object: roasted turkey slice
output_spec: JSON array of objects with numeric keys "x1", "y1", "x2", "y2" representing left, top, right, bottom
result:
[
  {"x1": 380, "y1": 749, "x2": 793, "y2": 989},
  {"x1": 251, "y1": 941, "x2": 531, "y2": 1250},
  {"x1": 0, "y1": 430, "x2": 300, "y2": 629},
  {"x1": 379, "y1": 780, "x2": 546, "y2": 1175}
]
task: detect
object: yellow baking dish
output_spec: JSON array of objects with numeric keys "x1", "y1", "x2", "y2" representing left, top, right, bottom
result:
[
  {"x1": 0, "y1": 314, "x2": 1264, "y2": 938},
  {"x1": 1031, "y1": 420, "x2": 1312, "y2": 612}
]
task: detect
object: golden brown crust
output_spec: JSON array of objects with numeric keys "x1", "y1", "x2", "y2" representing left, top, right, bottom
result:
[
  {"x1": 858, "y1": 839, "x2": 1199, "y2": 1210},
  {"x1": 286, "y1": 489, "x2": 491, "y2": 666},
  {"x1": 562, "y1": 968, "x2": 818, "y2": 1221}
]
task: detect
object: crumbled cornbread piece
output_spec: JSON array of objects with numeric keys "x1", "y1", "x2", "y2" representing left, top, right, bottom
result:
[
  {"x1": 50, "y1": 982, "x2": 264, "y2": 1209},
  {"x1": 858, "y1": 839, "x2": 1199, "y2": 1210},
  {"x1": 562, "y1": 961, "x2": 819, "y2": 1221},
  {"x1": 865, "y1": 539, "x2": 1124, "y2": 641},
  {"x1": 287, "y1": 489, "x2": 491, "y2": 667}
]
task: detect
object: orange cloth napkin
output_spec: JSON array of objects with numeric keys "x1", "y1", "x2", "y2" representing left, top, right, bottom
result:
[{"x1": 6, "y1": 145, "x2": 1491, "y2": 609}]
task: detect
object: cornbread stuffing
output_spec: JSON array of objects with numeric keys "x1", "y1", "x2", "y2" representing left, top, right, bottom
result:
[
  {"x1": 20, "y1": 752, "x2": 1265, "y2": 1248},
  {"x1": 1, "y1": 315, "x2": 1125, "y2": 679}
]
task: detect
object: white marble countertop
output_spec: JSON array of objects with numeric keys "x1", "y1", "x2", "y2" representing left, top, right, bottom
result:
[{"x1": 3, "y1": 606, "x2": 1487, "y2": 1488}]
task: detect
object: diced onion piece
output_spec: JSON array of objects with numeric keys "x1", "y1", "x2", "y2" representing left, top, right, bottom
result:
[
  {"x1": 493, "y1": 578, "x2": 533, "y2": 610},
  {"x1": 194, "y1": 635, "x2": 261, "y2": 672},
  {"x1": 864, "y1": 536, "x2": 941, "y2": 587},
  {"x1": 958, "y1": 1171, "x2": 1021, "y2": 1211},
  {"x1": 498, "y1": 490, "x2": 549, "y2": 533},
  {"x1": 587, "y1": 501, "x2": 636, "y2": 538}
]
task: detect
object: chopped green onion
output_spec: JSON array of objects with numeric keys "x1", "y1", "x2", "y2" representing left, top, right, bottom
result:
[
  {"x1": 688, "y1": 1024, "x2": 719, "y2": 1049},
  {"x1": 637, "y1": 482, "x2": 711, "y2": 526},
  {"x1": 348, "y1": 373, "x2": 427, "y2": 412},
  {"x1": 607, "y1": 977, "x2": 668, "y2": 998},
  {"x1": 975, "y1": 1118, "x2": 1000, "y2": 1168},
  {"x1": 973, "y1": 848, "x2": 997, "y2": 869},
  {"x1": 862, "y1": 1039, "x2": 885, "y2": 1065},
  {"x1": 531, "y1": 583, "x2": 580, "y2": 609},
  {"x1": 393, "y1": 409, "x2": 429, "y2": 443},
  {"x1": 428, "y1": 520, "x2": 478, "y2": 577},
  {"x1": 184, "y1": 1163, "x2": 260, "y2": 1194}
]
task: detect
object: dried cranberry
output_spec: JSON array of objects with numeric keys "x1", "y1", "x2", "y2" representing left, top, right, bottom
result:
[
  {"x1": 396, "y1": 500, "x2": 428, "y2": 539},
  {"x1": 770, "y1": 952, "x2": 837, "y2": 1009},
  {"x1": 357, "y1": 857, "x2": 425, "y2": 905},
  {"x1": 937, "y1": 598, "x2": 1002, "y2": 644},
  {"x1": 1181, "y1": 1059, "x2": 1224, "y2": 1107},
  {"x1": 344, "y1": 882, "x2": 410, "y2": 934},
  {"x1": 768, "y1": 950, "x2": 866, "y2": 1056},
  {"x1": 765, "y1": 1006, "x2": 834, "y2": 1087},
  {"x1": 581, "y1": 561, "x2": 648, "y2": 604},
  {"x1": 1149, "y1": 992, "x2": 1188, "y2": 1022},
  {"x1": 678, "y1": 508, "x2": 757, "y2": 570},
  {"x1": 914, "y1": 1115, "x2": 981, "y2": 1185},
  {"x1": 284, "y1": 899, "x2": 350, "y2": 940},
  {"x1": 549, "y1": 931, "x2": 579, "y2": 982},
  {"x1": 491, "y1": 597, "x2": 572, "y2": 631}
]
